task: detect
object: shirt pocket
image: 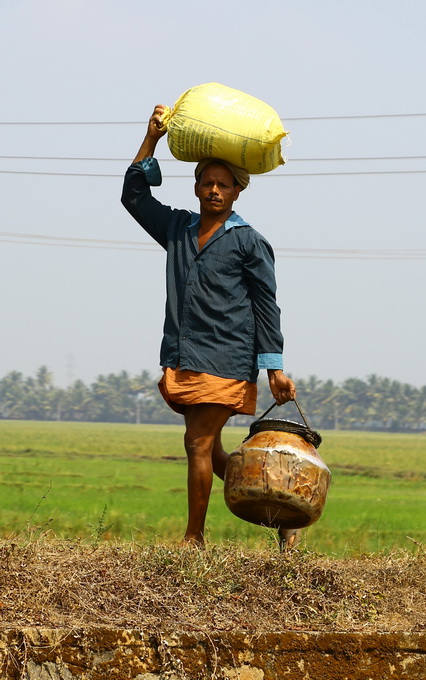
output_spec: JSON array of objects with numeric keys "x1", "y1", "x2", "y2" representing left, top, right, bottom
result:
[{"x1": 197, "y1": 253, "x2": 245, "y2": 295}]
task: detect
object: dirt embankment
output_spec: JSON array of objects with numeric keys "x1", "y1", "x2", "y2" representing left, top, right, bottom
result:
[
  {"x1": 1, "y1": 540, "x2": 424, "y2": 633},
  {"x1": 0, "y1": 540, "x2": 424, "y2": 678}
]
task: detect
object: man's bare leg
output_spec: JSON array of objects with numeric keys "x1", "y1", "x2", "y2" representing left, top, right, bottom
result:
[
  {"x1": 183, "y1": 404, "x2": 232, "y2": 545},
  {"x1": 212, "y1": 432, "x2": 229, "y2": 481}
]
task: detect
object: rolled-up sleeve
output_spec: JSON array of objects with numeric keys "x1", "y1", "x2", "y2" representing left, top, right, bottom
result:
[
  {"x1": 121, "y1": 159, "x2": 173, "y2": 249},
  {"x1": 256, "y1": 353, "x2": 283, "y2": 370}
]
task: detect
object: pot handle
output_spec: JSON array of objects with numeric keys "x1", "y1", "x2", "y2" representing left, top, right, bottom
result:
[{"x1": 258, "y1": 398, "x2": 312, "y2": 430}]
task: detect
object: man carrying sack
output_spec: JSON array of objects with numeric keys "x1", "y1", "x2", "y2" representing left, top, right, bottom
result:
[{"x1": 121, "y1": 104, "x2": 296, "y2": 546}]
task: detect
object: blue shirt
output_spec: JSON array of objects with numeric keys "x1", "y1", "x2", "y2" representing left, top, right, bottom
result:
[{"x1": 121, "y1": 159, "x2": 284, "y2": 383}]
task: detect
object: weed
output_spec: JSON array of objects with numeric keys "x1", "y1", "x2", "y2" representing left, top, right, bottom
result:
[{"x1": 89, "y1": 505, "x2": 114, "y2": 547}]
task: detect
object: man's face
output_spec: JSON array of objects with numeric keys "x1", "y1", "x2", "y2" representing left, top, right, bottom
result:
[{"x1": 195, "y1": 163, "x2": 240, "y2": 216}]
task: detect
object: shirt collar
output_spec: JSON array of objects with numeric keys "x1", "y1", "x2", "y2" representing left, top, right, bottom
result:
[{"x1": 188, "y1": 211, "x2": 250, "y2": 230}]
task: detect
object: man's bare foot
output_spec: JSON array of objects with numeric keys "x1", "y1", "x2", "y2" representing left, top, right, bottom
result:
[
  {"x1": 278, "y1": 527, "x2": 302, "y2": 552},
  {"x1": 178, "y1": 536, "x2": 205, "y2": 549}
]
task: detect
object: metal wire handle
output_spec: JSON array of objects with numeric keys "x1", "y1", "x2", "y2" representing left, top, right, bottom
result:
[{"x1": 257, "y1": 398, "x2": 312, "y2": 430}]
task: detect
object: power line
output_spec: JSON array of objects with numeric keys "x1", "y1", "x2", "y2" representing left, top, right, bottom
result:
[
  {"x1": 0, "y1": 237, "x2": 159, "y2": 253},
  {"x1": 285, "y1": 113, "x2": 426, "y2": 122},
  {"x1": 1, "y1": 154, "x2": 425, "y2": 163},
  {"x1": 1, "y1": 169, "x2": 426, "y2": 178},
  {"x1": 256, "y1": 170, "x2": 426, "y2": 177},
  {"x1": 0, "y1": 240, "x2": 422, "y2": 259},
  {"x1": 1, "y1": 232, "x2": 425, "y2": 259},
  {"x1": 0, "y1": 112, "x2": 425, "y2": 125},
  {"x1": 287, "y1": 156, "x2": 426, "y2": 162},
  {"x1": 0, "y1": 155, "x2": 134, "y2": 162},
  {"x1": 0, "y1": 170, "x2": 122, "y2": 178},
  {"x1": 0, "y1": 121, "x2": 144, "y2": 126},
  {"x1": 0, "y1": 231, "x2": 158, "y2": 247}
]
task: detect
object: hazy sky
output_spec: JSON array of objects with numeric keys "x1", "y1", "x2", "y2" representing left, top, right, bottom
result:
[{"x1": 1, "y1": 0, "x2": 425, "y2": 388}]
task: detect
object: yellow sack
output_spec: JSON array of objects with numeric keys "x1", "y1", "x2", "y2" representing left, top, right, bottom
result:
[{"x1": 160, "y1": 82, "x2": 287, "y2": 175}]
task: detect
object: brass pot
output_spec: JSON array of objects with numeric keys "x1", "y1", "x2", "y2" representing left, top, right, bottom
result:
[{"x1": 224, "y1": 419, "x2": 331, "y2": 530}]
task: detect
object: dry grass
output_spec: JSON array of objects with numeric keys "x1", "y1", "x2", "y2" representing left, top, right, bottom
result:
[{"x1": 0, "y1": 536, "x2": 424, "y2": 634}]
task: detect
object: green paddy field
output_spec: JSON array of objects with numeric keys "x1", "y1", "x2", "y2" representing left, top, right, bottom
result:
[{"x1": 0, "y1": 420, "x2": 425, "y2": 555}]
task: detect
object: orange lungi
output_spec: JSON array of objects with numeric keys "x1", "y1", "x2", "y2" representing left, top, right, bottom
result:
[{"x1": 158, "y1": 366, "x2": 257, "y2": 416}]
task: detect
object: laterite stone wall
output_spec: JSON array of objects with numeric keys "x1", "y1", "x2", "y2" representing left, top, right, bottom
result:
[{"x1": 0, "y1": 628, "x2": 425, "y2": 679}]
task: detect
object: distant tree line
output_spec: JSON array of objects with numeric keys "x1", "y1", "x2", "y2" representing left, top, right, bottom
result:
[{"x1": 0, "y1": 366, "x2": 425, "y2": 431}]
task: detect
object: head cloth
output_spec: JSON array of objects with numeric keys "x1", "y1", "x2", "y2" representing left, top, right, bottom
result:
[{"x1": 194, "y1": 158, "x2": 250, "y2": 190}]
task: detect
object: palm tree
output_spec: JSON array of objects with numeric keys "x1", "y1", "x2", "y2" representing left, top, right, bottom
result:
[
  {"x1": 63, "y1": 379, "x2": 94, "y2": 421},
  {"x1": 129, "y1": 370, "x2": 157, "y2": 423},
  {"x1": 21, "y1": 366, "x2": 57, "y2": 420},
  {"x1": 90, "y1": 371, "x2": 136, "y2": 422},
  {"x1": 0, "y1": 371, "x2": 25, "y2": 419}
]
